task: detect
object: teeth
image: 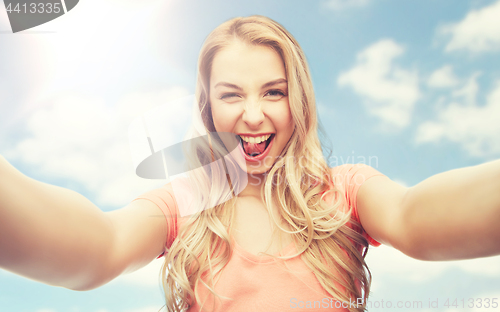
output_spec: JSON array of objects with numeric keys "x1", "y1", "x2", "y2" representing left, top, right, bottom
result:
[{"x1": 239, "y1": 134, "x2": 271, "y2": 144}]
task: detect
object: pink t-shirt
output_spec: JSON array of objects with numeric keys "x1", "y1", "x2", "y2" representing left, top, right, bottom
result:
[{"x1": 134, "y1": 164, "x2": 383, "y2": 311}]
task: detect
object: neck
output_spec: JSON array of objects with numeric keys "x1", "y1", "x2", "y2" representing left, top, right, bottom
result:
[{"x1": 238, "y1": 172, "x2": 267, "y2": 199}]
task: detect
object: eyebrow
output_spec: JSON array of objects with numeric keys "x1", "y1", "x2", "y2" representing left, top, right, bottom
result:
[
  {"x1": 213, "y1": 78, "x2": 287, "y2": 90},
  {"x1": 213, "y1": 82, "x2": 243, "y2": 91},
  {"x1": 261, "y1": 78, "x2": 287, "y2": 89}
]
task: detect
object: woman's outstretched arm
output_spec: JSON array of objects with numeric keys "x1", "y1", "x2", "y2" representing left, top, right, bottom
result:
[
  {"x1": 357, "y1": 159, "x2": 500, "y2": 261},
  {"x1": 0, "y1": 155, "x2": 167, "y2": 290}
]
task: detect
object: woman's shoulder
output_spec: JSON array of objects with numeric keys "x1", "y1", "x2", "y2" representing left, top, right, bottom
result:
[
  {"x1": 327, "y1": 164, "x2": 384, "y2": 247},
  {"x1": 325, "y1": 163, "x2": 385, "y2": 216},
  {"x1": 134, "y1": 175, "x2": 192, "y2": 207},
  {"x1": 132, "y1": 180, "x2": 189, "y2": 254},
  {"x1": 134, "y1": 182, "x2": 177, "y2": 209}
]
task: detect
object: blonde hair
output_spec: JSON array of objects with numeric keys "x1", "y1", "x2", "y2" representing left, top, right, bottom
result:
[{"x1": 161, "y1": 15, "x2": 371, "y2": 312}]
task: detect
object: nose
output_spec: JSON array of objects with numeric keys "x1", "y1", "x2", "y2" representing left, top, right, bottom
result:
[{"x1": 242, "y1": 99, "x2": 265, "y2": 129}]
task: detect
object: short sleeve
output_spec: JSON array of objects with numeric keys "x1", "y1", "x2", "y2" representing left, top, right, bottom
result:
[
  {"x1": 133, "y1": 183, "x2": 180, "y2": 258},
  {"x1": 329, "y1": 164, "x2": 385, "y2": 247}
]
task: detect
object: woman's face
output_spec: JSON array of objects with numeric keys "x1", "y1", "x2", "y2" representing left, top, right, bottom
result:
[{"x1": 209, "y1": 40, "x2": 295, "y2": 176}]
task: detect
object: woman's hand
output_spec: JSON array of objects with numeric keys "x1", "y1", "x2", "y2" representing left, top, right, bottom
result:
[
  {"x1": 0, "y1": 155, "x2": 167, "y2": 290},
  {"x1": 357, "y1": 159, "x2": 500, "y2": 261}
]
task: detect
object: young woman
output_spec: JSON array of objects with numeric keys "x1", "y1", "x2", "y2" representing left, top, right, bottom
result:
[{"x1": 1, "y1": 15, "x2": 499, "y2": 312}]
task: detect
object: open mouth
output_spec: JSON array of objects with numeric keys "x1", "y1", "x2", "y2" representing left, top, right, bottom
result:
[{"x1": 238, "y1": 134, "x2": 275, "y2": 157}]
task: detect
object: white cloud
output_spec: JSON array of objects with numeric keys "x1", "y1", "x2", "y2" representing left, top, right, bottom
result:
[
  {"x1": 367, "y1": 245, "x2": 500, "y2": 285},
  {"x1": 3, "y1": 87, "x2": 190, "y2": 208},
  {"x1": 317, "y1": 101, "x2": 335, "y2": 119},
  {"x1": 125, "y1": 306, "x2": 166, "y2": 312},
  {"x1": 110, "y1": 257, "x2": 165, "y2": 287},
  {"x1": 366, "y1": 245, "x2": 453, "y2": 283},
  {"x1": 393, "y1": 179, "x2": 410, "y2": 188},
  {"x1": 428, "y1": 65, "x2": 460, "y2": 88},
  {"x1": 440, "y1": 0, "x2": 500, "y2": 53},
  {"x1": 452, "y1": 72, "x2": 481, "y2": 106},
  {"x1": 0, "y1": 0, "x2": 181, "y2": 129},
  {"x1": 416, "y1": 78, "x2": 500, "y2": 157},
  {"x1": 81, "y1": 305, "x2": 164, "y2": 312},
  {"x1": 338, "y1": 39, "x2": 420, "y2": 129},
  {"x1": 324, "y1": 0, "x2": 371, "y2": 10},
  {"x1": 453, "y1": 256, "x2": 500, "y2": 277}
]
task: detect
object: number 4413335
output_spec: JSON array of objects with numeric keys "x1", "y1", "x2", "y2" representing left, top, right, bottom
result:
[
  {"x1": 444, "y1": 298, "x2": 498, "y2": 309},
  {"x1": 5, "y1": 2, "x2": 62, "y2": 14}
]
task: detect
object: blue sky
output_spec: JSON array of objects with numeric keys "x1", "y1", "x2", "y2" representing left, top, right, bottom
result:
[{"x1": 1, "y1": 0, "x2": 500, "y2": 311}]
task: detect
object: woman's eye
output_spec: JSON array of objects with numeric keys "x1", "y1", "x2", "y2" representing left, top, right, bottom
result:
[
  {"x1": 265, "y1": 90, "x2": 286, "y2": 99},
  {"x1": 220, "y1": 93, "x2": 240, "y2": 100}
]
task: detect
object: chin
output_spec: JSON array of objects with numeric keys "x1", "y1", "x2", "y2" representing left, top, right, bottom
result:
[{"x1": 246, "y1": 167, "x2": 269, "y2": 175}]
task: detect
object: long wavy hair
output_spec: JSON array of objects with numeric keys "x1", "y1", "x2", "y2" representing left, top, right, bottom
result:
[{"x1": 160, "y1": 15, "x2": 372, "y2": 312}]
